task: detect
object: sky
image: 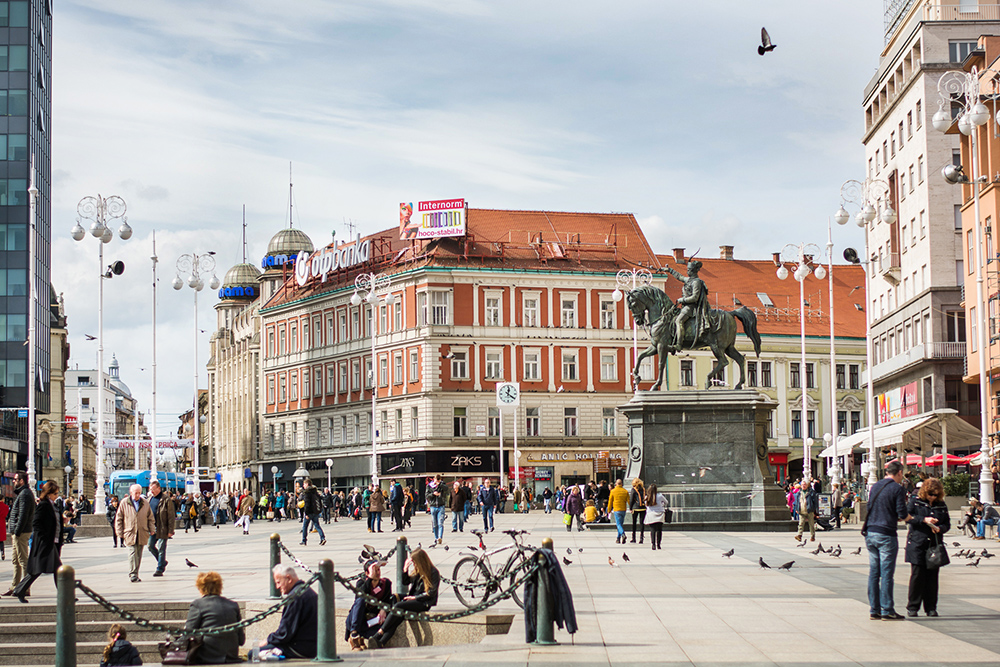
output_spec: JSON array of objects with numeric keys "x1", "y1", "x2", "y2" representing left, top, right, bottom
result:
[{"x1": 50, "y1": 0, "x2": 885, "y2": 437}]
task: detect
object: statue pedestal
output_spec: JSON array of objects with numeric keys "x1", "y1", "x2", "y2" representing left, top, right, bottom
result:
[{"x1": 619, "y1": 390, "x2": 793, "y2": 531}]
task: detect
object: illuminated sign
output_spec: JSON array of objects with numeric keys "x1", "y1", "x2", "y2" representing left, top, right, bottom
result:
[
  {"x1": 261, "y1": 253, "x2": 299, "y2": 269},
  {"x1": 217, "y1": 285, "x2": 256, "y2": 299},
  {"x1": 294, "y1": 233, "x2": 372, "y2": 287},
  {"x1": 400, "y1": 198, "x2": 466, "y2": 240}
]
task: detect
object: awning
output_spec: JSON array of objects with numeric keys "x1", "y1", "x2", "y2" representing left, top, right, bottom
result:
[
  {"x1": 818, "y1": 409, "x2": 982, "y2": 458},
  {"x1": 820, "y1": 415, "x2": 935, "y2": 457}
]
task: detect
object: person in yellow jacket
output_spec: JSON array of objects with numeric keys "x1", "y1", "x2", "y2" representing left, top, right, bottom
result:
[
  {"x1": 583, "y1": 500, "x2": 599, "y2": 524},
  {"x1": 607, "y1": 479, "x2": 630, "y2": 544}
]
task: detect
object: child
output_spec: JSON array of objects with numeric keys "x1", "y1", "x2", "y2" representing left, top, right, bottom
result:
[
  {"x1": 583, "y1": 499, "x2": 598, "y2": 523},
  {"x1": 100, "y1": 624, "x2": 142, "y2": 666}
]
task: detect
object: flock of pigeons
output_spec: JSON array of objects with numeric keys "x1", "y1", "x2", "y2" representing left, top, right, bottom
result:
[{"x1": 727, "y1": 540, "x2": 996, "y2": 571}]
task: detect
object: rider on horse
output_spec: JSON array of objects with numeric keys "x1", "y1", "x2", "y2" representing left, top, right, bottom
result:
[{"x1": 663, "y1": 260, "x2": 710, "y2": 352}]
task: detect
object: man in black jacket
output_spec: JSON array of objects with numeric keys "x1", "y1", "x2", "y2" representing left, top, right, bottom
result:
[
  {"x1": 794, "y1": 480, "x2": 819, "y2": 542},
  {"x1": 264, "y1": 565, "x2": 318, "y2": 659},
  {"x1": 865, "y1": 460, "x2": 909, "y2": 620},
  {"x1": 298, "y1": 479, "x2": 326, "y2": 546},
  {"x1": 389, "y1": 479, "x2": 404, "y2": 532},
  {"x1": 147, "y1": 480, "x2": 175, "y2": 577},
  {"x1": 3, "y1": 472, "x2": 34, "y2": 596}
]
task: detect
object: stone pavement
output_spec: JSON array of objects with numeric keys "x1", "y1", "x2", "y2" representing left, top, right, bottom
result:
[{"x1": 1, "y1": 509, "x2": 999, "y2": 666}]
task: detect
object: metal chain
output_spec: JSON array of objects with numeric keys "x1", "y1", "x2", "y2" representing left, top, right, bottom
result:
[
  {"x1": 74, "y1": 573, "x2": 321, "y2": 639},
  {"x1": 277, "y1": 540, "x2": 317, "y2": 575},
  {"x1": 331, "y1": 558, "x2": 541, "y2": 623}
]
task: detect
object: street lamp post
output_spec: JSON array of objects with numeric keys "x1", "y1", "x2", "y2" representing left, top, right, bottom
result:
[
  {"x1": 351, "y1": 272, "x2": 395, "y2": 487},
  {"x1": 932, "y1": 69, "x2": 995, "y2": 505},
  {"x1": 612, "y1": 267, "x2": 653, "y2": 390},
  {"x1": 64, "y1": 465, "x2": 72, "y2": 496},
  {"x1": 271, "y1": 465, "x2": 279, "y2": 493},
  {"x1": 325, "y1": 458, "x2": 333, "y2": 491},
  {"x1": 71, "y1": 194, "x2": 132, "y2": 514},
  {"x1": 172, "y1": 252, "x2": 220, "y2": 488},
  {"x1": 836, "y1": 178, "x2": 896, "y2": 491},
  {"x1": 776, "y1": 242, "x2": 828, "y2": 483},
  {"x1": 26, "y1": 158, "x2": 38, "y2": 491}
]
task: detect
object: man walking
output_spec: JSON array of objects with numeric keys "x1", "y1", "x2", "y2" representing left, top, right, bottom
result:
[
  {"x1": 865, "y1": 460, "x2": 909, "y2": 620},
  {"x1": 3, "y1": 472, "x2": 34, "y2": 596},
  {"x1": 794, "y1": 480, "x2": 818, "y2": 542},
  {"x1": 389, "y1": 479, "x2": 405, "y2": 532},
  {"x1": 608, "y1": 479, "x2": 629, "y2": 544},
  {"x1": 115, "y1": 484, "x2": 155, "y2": 582},
  {"x1": 477, "y1": 479, "x2": 499, "y2": 533},
  {"x1": 146, "y1": 480, "x2": 175, "y2": 577},
  {"x1": 298, "y1": 479, "x2": 326, "y2": 546},
  {"x1": 450, "y1": 481, "x2": 467, "y2": 533},
  {"x1": 236, "y1": 490, "x2": 255, "y2": 535}
]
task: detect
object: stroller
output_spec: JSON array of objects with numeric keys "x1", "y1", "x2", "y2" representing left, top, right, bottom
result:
[{"x1": 814, "y1": 514, "x2": 835, "y2": 531}]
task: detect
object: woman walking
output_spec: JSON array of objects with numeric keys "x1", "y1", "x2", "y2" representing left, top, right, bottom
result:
[
  {"x1": 12, "y1": 481, "x2": 62, "y2": 602},
  {"x1": 565, "y1": 485, "x2": 584, "y2": 532},
  {"x1": 644, "y1": 484, "x2": 668, "y2": 551},
  {"x1": 905, "y1": 477, "x2": 950, "y2": 617},
  {"x1": 629, "y1": 478, "x2": 646, "y2": 544}
]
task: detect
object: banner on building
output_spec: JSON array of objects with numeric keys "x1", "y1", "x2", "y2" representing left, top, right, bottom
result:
[
  {"x1": 400, "y1": 199, "x2": 466, "y2": 240},
  {"x1": 876, "y1": 381, "x2": 918, "y2": 425},
  {"x1": 103, "y1": 439, "x2": 194, "y2": 449}
]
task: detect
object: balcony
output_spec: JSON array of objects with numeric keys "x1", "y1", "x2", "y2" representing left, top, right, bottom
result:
[
  {"x1": 924, "y1": 1, "x2": 1000, "y2": 22},
  {"x1": 865, "y1": 342, "x2": 967, "y2": 383},
  {"x1": 877, "y1": 251, "x2": 901, "y2": 285}
]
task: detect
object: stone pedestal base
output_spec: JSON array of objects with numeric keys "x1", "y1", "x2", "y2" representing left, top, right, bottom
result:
[{"x1": 619, "y1": 390, "x2": 793, "y2": 530}]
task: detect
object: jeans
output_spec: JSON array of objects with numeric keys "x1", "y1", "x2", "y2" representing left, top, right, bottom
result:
[
  {"x1": 430, "y1": 507, "x2": 446, "y2": 540},
  {"x1": 866, "y1": 532, "x2": 899, "y2": 615},
  {"x1": 147, "y1": 535, "x2": 168, "y2": 573},
  {"x1": 302, "y1": 513, "x2": 326, "y2": 543},
  {"x1": 544, "y1": 499, "x2": 551, "y2": 513},
  {"x1": 482, "y1": 506, "x2": 495, "y2": 531},
  {"x1": 451, "y1": 509, "x2": 465, "y2": 532},
  {"x1": 976, "y1": 517, "x2": 997, "y2": 537},
  {"x1": 370, "y1": 511, "x2": 382, "y2": 532},
  {"x1": 613, "y1": 510, "x2": 626, "y2": 538}
]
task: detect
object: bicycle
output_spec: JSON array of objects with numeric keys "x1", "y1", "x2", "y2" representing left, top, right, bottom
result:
[{"x1": 452, "y1": 529, "x2": 535, "y2": 609}]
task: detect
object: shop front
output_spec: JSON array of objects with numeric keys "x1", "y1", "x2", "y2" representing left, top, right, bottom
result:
[
  {"x1": 379, "y1": 449, "x2": 511, "y2": 501},
  {"x1": 518, "y1": 448, "x2": 627, "y2": 488}
]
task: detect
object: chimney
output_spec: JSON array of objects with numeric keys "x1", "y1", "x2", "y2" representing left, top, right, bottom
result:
[
  {"x1": 772, "y1": 252, "x2": 781, "y2": 266},
  {"x1": 719, "y1": 245, "x2": 734, "y2": 260},
  {"x1": 672, "y1": 248, "x2": 686, "y2": 264}
]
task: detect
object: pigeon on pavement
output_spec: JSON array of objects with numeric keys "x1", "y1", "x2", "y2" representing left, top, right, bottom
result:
[
  {"x1": 830, "y1": 547, "x2": 842, "y2": 558},
  {"x1": 967, "y1": 558, "x2": 981, "y2": 567},
  {"x1": 795, "y1": 541, "x2": 806, "y2": 548},
  {"x1": 562, "y1": 557, "x2": 572, "y2": 566},
  {"x1": 567, "y1": 548, "x2": 572, "y2": 555},
  {"x1": 622, "y1": 553, "x2": 630, "y2": 563},
  {"x1": 185, "y1": 559, "x2": 197, "y2": 568},
  {"x1": 952, "y1": 542, "x2": 962, "y2": 547},
  {"x1": 759, "y1": 557, "x2": 771, "y2": 569},
  {"x1": 777, "y1": 561, "x2": 794, "y2": 570},
  {"x1": 810, "y1": 546, "x2": 823, "y2": 555},
  {"x1": 722, "y1": 549, "x2": 735, "y2": 558},
  {"x1": 608, "y1": 557, "x2": 616, "y2": 567},
  {"x1": 851, "y1": 547, "x2": 862, "y2": 555}
]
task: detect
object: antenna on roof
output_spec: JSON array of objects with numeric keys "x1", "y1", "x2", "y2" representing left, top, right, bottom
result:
[
  {"x1": 288, "y1": 162, "x2": 293, "y2": 229},
  {"x1": 345, "y1": 217, "x2": 357, "y2": 239},
  {"x1": 242, "y1": 205, "x2": 247, "y2": 264}
]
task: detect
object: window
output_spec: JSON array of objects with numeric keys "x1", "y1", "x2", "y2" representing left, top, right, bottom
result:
[
  {"x1": 365, "y1": 359, "x2": 373, "y2": 388},
  {"x1": 765, "y1": 411, "x2": 773, "y2": 439},
  {"x1": 290, "y1": 324, "x2": 297, "y2": 352},
  {"x1": 761, "y1": 361, "x2": 772, "y2": 387},
  {"x1": 361, "y1": 413, "x2": 370, "y2": 442},
  {"x1": 485, "y1": 295, "x2": 501, "y2": 326},
  {"x1": 313, "y1": 318, "x2": 321, "y2": 348},
  {"x1": 523, "y1": 296, "x2": 539, "y2": 327},
  {"x1": 638, "y1": 357, "x2": 655, "y2": 381},
  {"x1": 380, "y1": 410, "x2": 388, "y2": 441},
  {"x1": 5, "y1": 134, "x2": 25, "y2": 161},
  {"x1": 395, "y1": 409, "x2": 403, "y2": 440},
  {"x1": 907, "y1": 111, "x2": 913, "y2": 137},
  {"x1": 453, "y1": 407, "x2": 468, "y2": 437},
  {"x1": 875, "y1": 149, "x2": 880, "y2": 172},
  {"x1": 485, "y1": 349, "x2": 503, "y2": 379},
  {"x1": 526, "y1": 407, "x2": 540, "y2": 436},
  {"x1": 898, "y1": 121, "x2": 903, "y2": 148},
  {"x1": 791, "y1": 410, "x2": 802, "y2": 439},
  {"x1": 836, "y1": 364, "x2": 845, "y2": 389},
  {"x1": 680, "y1": 359, "x2": 694, "y2": 386},
  {"x1": 882, "y1": 141, "x2": 888, "y2": 166},
  {"x1": 379, "y1": 305, "x2": 387, "y2": 333},
  {"x1": 290, "y1": 372, "x2": 298, "y2": 401},
  {"x1": 899, "y1": 173, "x2": 906, "y2": 199},
  {"x1": 949, "y1": 40, "x2": 977, "y2": 63},
  {"x1": 918, "y1": 155, "x2": 924, "y2": 183},
  {"x1": 348, "y1": 415, "x2": 357, "y2": 444},
  {"x1": 409, "y1": 350, "x2": 419, "y2": 382},
  {"x1": 488, "y1": 407, "x2": 500, "y2": 437},
  {"x1": 411, "y1": 407, "x2": 419, "y2": 438},
  {"x1": 451, "y1": 351, "x2": 468, "y2": 379},
  {"x1": 279, "y1": 375, "x2": 286, "y2": 402},
  {"x1": 562, "y1": 350, "x2": 578, "y2": 381},
  {"x1": 338, "y1": 311, "x2": 347, "y2": 342},
  {"x1": 394, "y1": 353, "x2": 403, "y2": 384},
  {"x1": 352, "y1": 360, "x2": 361, "y2": 390},
  {"x1": 363, "y1": 306, "x2": 372, "y2": 337},
  {"x1": 805, "y1": 363, "x2": 815, "y2": 388},
  {"x1": 352, "y1": 309, "x2": 359, "y2": 339},
  {"x1": 915, "y1": 100, "x2": 922, "y2": 127},
  {"x1": 302, "y1": 369, "x2": 310, "y2": 399},
  {"x1": 971, "y1": 306, "x2": 978, "y2": 352},
  {"x1": 561, "y1": 297, "x2": 577, "y2": 328},
  {"x1": 278, "y1": 327, "x2": 286, "y2": 355},
  {"x1": 600, "y1": 350, "x2": 616, "y2": 381},
  {"x1": 394, "y1": 301, "x2": 402, "y2": 331},
  {"x1": 602, "y1": 407, "x2": 616, "y2": 436},
  {"x1": 890, "y1": 131, "x2": 895, "y2": 156},
  {"x1": 337, "y1": 364, "x2": 346, "y2": 393},
  {"x1": 851, "y1": 411, "x2": 861, "y2": 434},
  {"x1": 807, "y1": 411, "x2": 816, "y2": 438},
  {"x1": 838, "y1": 410, "x2": 847, "y2": 436},
  {"x1": 790, "y1": 362, "x2": 800, "y2": 388},
  {"x1": 968, "y1": 229, "x2": 975, "y2": 270},
  {"x1": 908, "y1": 165, "x2": 914, "y2": 192},
  {"x1": 431, "y1": 291, "x2": 449, "y2": 325},
  {"x1": 600, "y1": 298, "x2": 615, "y2": 329},
  {"x1": 326, "y1": 315, "x2": 334, "y2": 345},
  {"x1": 267, "y1": 376, "x2": 275, "y2": 404},
  {"x1": 747, "y1": 361, "x2": 757, "y2": 387},
  {"x1": 564, "y1": 407, "x2": 578, "y2": 437},
  {"x1": 379, "y1": 356, "x2": 388, "y2": 386},
  {"x1": 0, "y1": 90, "x2": 27, "y2": 116},
  {"x1": 523, "y1": 349, "x2": 540, "y2": 381}
]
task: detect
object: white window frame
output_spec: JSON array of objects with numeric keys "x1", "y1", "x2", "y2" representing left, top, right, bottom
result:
[
  {"x1": 600, "y1": 349, "x2": 617, "y2": 382},
  {"x1": 351, "y1": 360, "x2": 361, "y2": 391},
  {"x1": 562, "y1": 349, "x2": 578, "y2": 381},
  {"x1": 523, "y1": 348, "x2": 541, "y2": 381},
  {"x1": 431, "y1": 291, "x2": 450, "y2": 325},
  {"x1": 485, "y1": 291, "x2": 502, "y2": 327},
  {"x1": 526, "y1": 406, "x2": 540, "y2": 436},
  {"x1": 564, "y1": 407, "x2": 578, "y2": 437},
  {"x1": 488, "y1": 407, "x2": 500, "y2": 437},
  {"x1": 409, "y1": 350, "x2": 419, "y2": 382},
  {"x1": 379, "y1": 356, "x2": 388, "y2": 387},
  {"x1": 522, "y1": 292, "x2": 540, "y2": 328},
  {"x1": 485, "y1": 348, "x2": 503, "y2": 380},
  {"x1": 600, "y1": 296, "x2": 616, "y2": 329},
  {"x1": 337, "y1": 363, "x2": 347, "y2": 393},
  {"x1": 411, "y1": 406, "x2": 419, "y2": 438},
  {"x1": 394, "y1": 352, "x2": 403, "y2": 385},
  {"x1": 561, "y1": 295, "x2": 577, "y2": 328},
  {"x1": 602, "y1": 407, "x2": 616, "y2": 436},
  {"x1": 453, "y1": 407, "x2": 468, "y2": 437},
  {"x1": 451, "y1": 349, "x2": 469, "y2": 379}
]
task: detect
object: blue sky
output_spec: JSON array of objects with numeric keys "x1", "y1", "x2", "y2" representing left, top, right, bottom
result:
[{"x1": 50, "y1": 1, "x2": 884, "y2": 434}]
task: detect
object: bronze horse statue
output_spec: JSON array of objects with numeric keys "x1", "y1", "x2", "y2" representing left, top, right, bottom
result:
[{"x1": 625, "y1": 285, "x2": 761, "y2": 390}]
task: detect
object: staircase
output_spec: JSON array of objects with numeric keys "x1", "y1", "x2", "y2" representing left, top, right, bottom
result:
[
  {"x1": 0, "y1": 601, "x2": 194, "y2": 666},
  {"x1": 73, "y1": 513, "x2": 114, "y2": 540}
]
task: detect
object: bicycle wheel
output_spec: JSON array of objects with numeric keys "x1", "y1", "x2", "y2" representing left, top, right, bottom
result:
[
  {"x1": 507, "y1": 556, "x2": 529, "y2": 609},
  {"x1": 453, "y1": 556, "x2": 494, "y2": 608}
]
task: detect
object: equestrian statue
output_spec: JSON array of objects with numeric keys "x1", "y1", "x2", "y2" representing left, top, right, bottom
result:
[{"x1": 625, "y1": 260, "x2": 762, "y2": 391}]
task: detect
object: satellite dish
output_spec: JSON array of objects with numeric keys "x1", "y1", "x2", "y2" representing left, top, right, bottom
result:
[
  {"x1": 110, "y1": 261, "x2": 125, "y2": 275},
  {"x1": 843, "y1": 248, "x2": 859, "y2": 264}
]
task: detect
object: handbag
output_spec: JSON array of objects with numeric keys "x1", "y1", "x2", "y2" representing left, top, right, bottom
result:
[
  {"x1": 925, "y1": 524, "x2": 950, "y2": 569},
  {"x1": 664, "y1": 508, "x2": 673, "y2": 524},
  {"x1": 158, "y1": 635, "x2": 203, "y2": 665},
  {"x1": 266, "y1": 510, "x2": 275, "y2": 520},
  {"x1": 563, "y1": 512, "x2": 572, "y2": 526}
]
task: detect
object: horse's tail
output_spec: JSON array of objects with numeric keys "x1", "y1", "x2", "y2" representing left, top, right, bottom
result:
[{"x1": 732, "y1": 307, "x2": 761, "y2": 357}]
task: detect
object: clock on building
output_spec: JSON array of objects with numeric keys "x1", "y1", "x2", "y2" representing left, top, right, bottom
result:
[{"x1": 496, "y1": 382, "x2": 520, "y2": 408}]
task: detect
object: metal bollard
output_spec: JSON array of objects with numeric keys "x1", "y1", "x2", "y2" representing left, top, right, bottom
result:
[
  {"x1": 315, "y1": 559, "x2": 342, "y2": 662},
  {"x1": 533, "y1": 537, "x2": 557, "y2": 645},
  {"x1": 269, "y1": 533, "x2": 281, "y2": 599},
  {"x1": 395, "y1": 535, "x2": 408, "y2": 597},
  {"x1": 55, "y1": 565, "x2": 76, "y2": 667}
]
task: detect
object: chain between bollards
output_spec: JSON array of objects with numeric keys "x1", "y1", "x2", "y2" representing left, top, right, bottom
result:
[
  {"x1": 55, "y1": 565, "x2": 76, "y2": 667},
  {"x1": 316, "y1": 559, "x2": 342, "y2": 662},
  {"x1": 395, "y1": 535, "x2": 408, "y2": 596},
  {"x1": 269, "y1": 533, "x2": 281, "y2": 599},
  {"x1": 533, "y1": 536, "x2": 557, "y2": 645}
]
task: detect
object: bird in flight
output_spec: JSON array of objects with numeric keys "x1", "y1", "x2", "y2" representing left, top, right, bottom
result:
[
  {"x1": 795, "y1": 541, "x2": 806, "y2": 549},
  {"x1": 84, "y1": 334, "x2": 97, "y2": 341},
  {"x1": 698, "y1": 467, "x2": 712, "y2": 478},
  {"x1": 777, "y1": 561, "x2": 794, "y2": 570},
  {"x1": 722, "y1": 548, "x2": 734, "y2": 558},
  {"x1": 185, "y1": 558, "x2": 197, "y2": 568},
  {"x1": 759, "y1": 557, "x2": 770, "y2": 569},
  {"x1": 622, "y1": 552, "x2": 630, "y2": 563},
  {"x1": 967, "y1": 558, "x2": 981, "y2": 567},
  {"x1": 758, "y1": 27, "x2": 777, "y2": 55}
]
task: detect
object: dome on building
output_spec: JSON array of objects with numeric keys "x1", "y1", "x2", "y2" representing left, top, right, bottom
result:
[
  {"x1": 266, "y1": 228, "x2": 313, "y2": 257},
  {"x1": 108, "y1": 354, "x2": 132, "y2": 397},
  {"x1": 222, "y1": 263, "x2": 262, "y2": 288}
]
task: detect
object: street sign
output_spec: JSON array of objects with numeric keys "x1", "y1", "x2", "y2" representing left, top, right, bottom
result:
[{"x1": 17, "y1": 409, "x2": 27, "y2": 418}]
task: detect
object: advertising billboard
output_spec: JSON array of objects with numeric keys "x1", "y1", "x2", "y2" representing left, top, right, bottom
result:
[
  {"x1": 876, "y1": 381, "x2": 919, "y2": 424},
  {"x1": 400, "y1": 198, "x2": 466, "y2": 240}
]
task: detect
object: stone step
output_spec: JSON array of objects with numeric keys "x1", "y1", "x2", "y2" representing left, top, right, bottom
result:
[
  {"x1": 0, "y1": 621, "x2": 184, "y2": 643},
  {"x1": 0, "y1": 641, "x2": 165, "y2": 666}
]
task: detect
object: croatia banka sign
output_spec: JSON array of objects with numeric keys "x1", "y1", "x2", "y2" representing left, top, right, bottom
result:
[
  {"x1": 400, "y1": 198, "x2": 466, "y2": 241},
  {"x1": 294, "y1": 233, "x2": 372, "y2": 287}
]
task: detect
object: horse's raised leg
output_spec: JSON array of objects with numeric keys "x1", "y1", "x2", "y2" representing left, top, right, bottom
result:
[
  {"x1": 651, "y1": 343, "x2": 670, "y2": 391},
  {"x1": 633, "y1": 344, "x2": 658, "y2": 388},
  {"x1": 705, "y1": 344, "x2": 728, "y2": 389},
  {"x1": 727, "y1": 345, "x2": 746, "y2": 389}
]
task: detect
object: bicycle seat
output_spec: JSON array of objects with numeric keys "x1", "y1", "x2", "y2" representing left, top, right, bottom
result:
[
  {"x1": 502, "y1": 529, "x2": 529, "y2": 535},
  {"x1": 470, "y1": 529, "x2": 484, "y2": 535}
]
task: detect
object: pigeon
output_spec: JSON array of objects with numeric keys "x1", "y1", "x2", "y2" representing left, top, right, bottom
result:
[
  {"x1": 982, "y1": 550, "x2": 995, "y2": 559},
  {"x1": 816, "y1": 543, "x2": 825, "y2": 553},
  {"x1": 578, "y1": 548, "x2": 583, "y2": 553},
  {"x1": 810, "y1": 546, "x2": 823, "y2": 555},
  {"x1": 567, "y1": 548, "x2": 573, "y2": 555},
  {"x1": 777, "y1": 561, "x2": 794, "y2": 570},
  {"x1": 443, "y1": 545, "x2": 449, "y2": 551},
  {"x1": 758, "y1": 27, "x2": 777, "y2": 55},
  {"x1": 967, "y1": 558, "x2": 981, "y2": 567},
  {"x1": 830, "y1": 547, "x2": 842, "y2": 558},
  {"x1": 363, "y1": 544, "x2": 377, "y2": 556},
  {"x1": 759, "y1": 557, "x2": 771, "y2": 569},
  {"x1": 952, "y1": 542, "x2": 962, "y2": 547},
  {"x1": 562, "y1": 557, "x2": 572, "y2": 566},
  {"x1": 981, "y1": 549, "x2": 991, "y2": 557},
  {"x1": 428, "y1": 542, "x2": 437, "y2": 549},
  {"x1": 185, "y1": 559, "x2": 197, "y2": 568},
  {"x1": 84, "y1": 334, "x2": 97, "y2": 341},
  {"x1": 608, "y1": 557, "x2": 616, "y2": 567},
  {"x1": 851, "y1": 547, "x2": 862, "y2": 555},
  {"x1": 467, "y1": 545, "x2": 478, "y2": 551},
  {"x1": 743, "y1": 490, "x2": 761, "y2": 500},
  {"x1": 357, "y1": 555, "x2": 365, "y2": 564},
  {"x1": 722, "y1": 548, "x2": 735, "y2": 558},
  {"x1": 622, "y1": 552, "x2": 630, "y2": 563},
  {"x1": 795, "y1": 541, "x2": 806, "y2": 548},
  {"x1": 698, "y1": 467, "x2": 712, "y2": 478}
]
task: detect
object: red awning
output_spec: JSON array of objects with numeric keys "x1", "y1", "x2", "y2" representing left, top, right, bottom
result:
[{"x1": 768, "y1": 453, "x2": 788, "y2": 465}]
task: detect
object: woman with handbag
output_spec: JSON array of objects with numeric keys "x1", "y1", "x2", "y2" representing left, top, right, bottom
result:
[
  {"x1": 629, "y1": 478, "x2": 646, "y2": 544},
  {"x1": 905, "y1": 478, "x2": 950, "y2": 618},
  {"x1": 644, "y1": 484, "x2": 668, "y2": 551}
]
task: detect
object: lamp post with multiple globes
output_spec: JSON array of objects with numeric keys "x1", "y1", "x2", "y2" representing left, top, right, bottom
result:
[{"x1": 612, "y1": 267, "x2": 653, "y2": 390}]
